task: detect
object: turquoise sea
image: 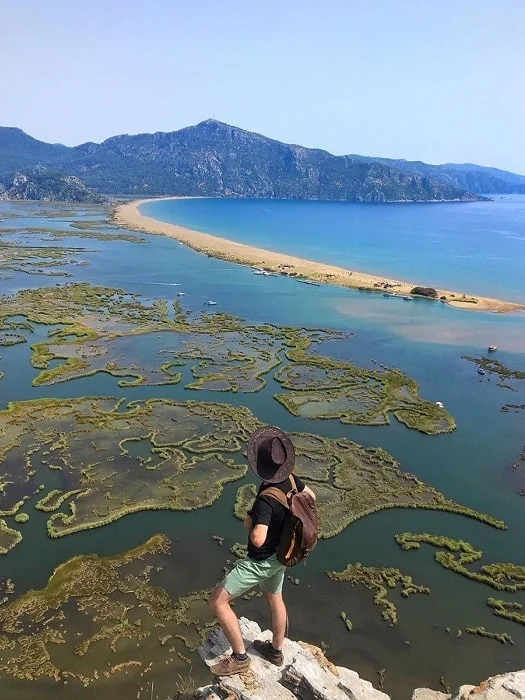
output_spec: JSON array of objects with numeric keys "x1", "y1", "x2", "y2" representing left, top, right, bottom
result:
[{"x1": 0, "y1": 197, "x2": 524, "y2": 699}]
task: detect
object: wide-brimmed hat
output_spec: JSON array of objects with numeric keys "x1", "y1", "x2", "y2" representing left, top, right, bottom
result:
[{"x1": 247, "y1": 426, "x2": 295, "y2": 483}]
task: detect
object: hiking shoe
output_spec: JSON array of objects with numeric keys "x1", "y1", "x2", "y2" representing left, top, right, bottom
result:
[
  {"x1": 253, "y1": 639, "x2": 284, "y2": 666},
  {"x1": 209, "y1": 654, "x2": 251, "y2": 676}
]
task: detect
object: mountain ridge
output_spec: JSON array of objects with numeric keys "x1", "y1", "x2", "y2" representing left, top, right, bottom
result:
[{"x1": 0, "y1": 119, "x2": 521, "y2": 201}]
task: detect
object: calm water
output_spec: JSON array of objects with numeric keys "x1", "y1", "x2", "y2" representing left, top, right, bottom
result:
[
  {"x1": 1, "y1": 199, "x2": 525, "y2": 699},
  {"x1": 142, "y1": 196, "x2": 525, "y2": 302}
]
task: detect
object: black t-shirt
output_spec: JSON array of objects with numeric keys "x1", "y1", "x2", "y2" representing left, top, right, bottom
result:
[{"x1": 247, "y1": 475, "x2": 305, "y2": 562}]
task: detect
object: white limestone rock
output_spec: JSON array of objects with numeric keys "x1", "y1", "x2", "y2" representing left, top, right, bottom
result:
[
  {"x1": 198, "y1": 617, "x2": 389, "y2": 700},
  {"x1": 412, "y1": 689, "x2": 450, "y2": 700},
  {"x1": 197, "y1": 618, "x2": 525, "y2": 700},
  {"x1": 450, "y1": 671, "x2": 525, "y2": 699}
]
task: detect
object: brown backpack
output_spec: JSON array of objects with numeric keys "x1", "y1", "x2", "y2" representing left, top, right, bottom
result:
[{"x1": 261, "y1": 475, "x2": 319, "y2": 567}]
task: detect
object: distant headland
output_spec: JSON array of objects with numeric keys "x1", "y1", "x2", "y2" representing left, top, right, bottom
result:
[{"x1": 114, "y1": 198, "x2": 525, "y2": 314}]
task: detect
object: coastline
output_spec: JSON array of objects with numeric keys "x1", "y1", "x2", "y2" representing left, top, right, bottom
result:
[{"x1": 113, "y1": 198, "x2": 525, "y2": 314}]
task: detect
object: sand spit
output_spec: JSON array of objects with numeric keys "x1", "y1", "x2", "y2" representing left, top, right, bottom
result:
[{"x1": 114, "y1": 198, "x2": 525, "y2": 314}]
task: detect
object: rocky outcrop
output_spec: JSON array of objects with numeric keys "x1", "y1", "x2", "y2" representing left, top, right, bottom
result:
[
  {"x1": 413, "y1": 671, "x2": 525, "y2": 699},
  {"x1": 197, "y1": 618, "x2": 525, "y2": 700},
  {"x1": 1, "y1": 170, "x2": 106, "y2": 203},
  {"x1": 197, "y1": 617, "x2": 388, "y2": 700},
  {"x1": 445, "y1": 671, "x2": 525, "y2": 699}
]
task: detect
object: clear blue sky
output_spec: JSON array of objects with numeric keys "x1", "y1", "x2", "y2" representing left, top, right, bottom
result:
[{"x1": 2, "y1": 0, "x2": 524, "y2": 172}]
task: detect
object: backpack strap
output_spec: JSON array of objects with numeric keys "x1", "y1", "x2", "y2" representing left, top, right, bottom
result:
[
  {"x1": 261, "y1": 487, "x2": 290, "y2": 509},
  {"x1": 260, "y1": 475, "x2": 298, "y2": 510}
]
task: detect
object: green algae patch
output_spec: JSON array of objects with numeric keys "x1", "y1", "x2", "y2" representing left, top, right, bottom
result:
[
  {"x1": 395, "y1": 533, "x2": 525, "y2": 591},
  {"x1": 488, "y1": 598, "x2": 525, "y2": 626},
  {"x1": 327, "y1": 563, "x2": 430, "y2": 624},
  {"x1": 233, "y1": 434, "x2": 504, "y2": 539},
  {"x1": 14, "y1": 513, "x2": 29, "y2": 524},
  {"x1": 0, "y1": 534, "x2": 215, "y2": 690},
  {"x1": 231, "y1": 543, "x2": 248, "y2": 559},
  {"x1": 465, "y1": 626, "x2": 514, "y2": 645},
  {"x1": 0, "y1": 397, "x2": 256, "y2": 538},
  {"x1": 0, "y1": 519, "x2": 22, "y2": 554}
]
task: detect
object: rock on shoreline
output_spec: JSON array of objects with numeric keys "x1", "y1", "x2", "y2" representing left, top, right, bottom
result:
[{"x1": 196, "y1": 617, "x2": 525, "y2": 700}]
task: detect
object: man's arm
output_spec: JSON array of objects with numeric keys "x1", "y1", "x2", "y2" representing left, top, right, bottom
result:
[
  {"x1": 245, "y1": 497, "x2": 272, "y2": 548},
  {"x1": 250, "y1": 523, "x2": 269, "y2": 547},
  {"x1": 244, "y1": 513, "x2": 269, "y2": 546}
]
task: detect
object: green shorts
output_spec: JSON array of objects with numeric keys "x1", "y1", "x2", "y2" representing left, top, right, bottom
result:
[{"x1": 222, "y1": 554, "x2": 286, "y2": 597}]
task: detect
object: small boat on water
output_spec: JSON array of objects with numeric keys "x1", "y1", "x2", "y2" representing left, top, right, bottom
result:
[
  {"x1": 207, "y1": 300, "x2": 217, "y2": 305},
  {"x1": 478, "y1": 367, "x2": 486, "y2": 375},
  {"x1": 402, "y1": 296, "x2": 413, "y2": 301},
  {"x1": 297, "y1": 279, "x2": 321, "y2": 287},
  {"x1": 177, "y1": 291, "x2": 185, "y2": 296},
  {"x1": 487, "y1": 345, "x2": 498, "y2": 352},
  {"x1": 435, "y1": 401, "x2": 444, "y2": 408}
]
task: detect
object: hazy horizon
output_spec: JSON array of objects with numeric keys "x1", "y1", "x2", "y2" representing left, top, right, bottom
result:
[{"x1": 2, "y1": 1, "x2": 524, "y2": 172}]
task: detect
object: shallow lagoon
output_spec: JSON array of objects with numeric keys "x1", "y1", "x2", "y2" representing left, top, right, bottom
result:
[{"x1": 0, "y1": 200, "x2": 524, "y2": 699}]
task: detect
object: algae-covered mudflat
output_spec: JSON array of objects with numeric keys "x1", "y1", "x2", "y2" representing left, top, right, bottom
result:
[{"x1": 1, "y1": 200, "x2": 524, "y2": 699}]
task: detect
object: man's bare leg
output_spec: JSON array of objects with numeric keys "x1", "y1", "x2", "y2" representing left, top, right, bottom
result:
[
  {"x1": 264, "y1": 591, "x2": 287, "y2": 650},
  {"x1": 209, "y1": 584, "x2": 246, "y2": 654}
]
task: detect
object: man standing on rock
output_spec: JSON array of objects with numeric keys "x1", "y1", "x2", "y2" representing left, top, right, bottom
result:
[{"x1": 208, "y1": 425, "x2": 316, "y2": 676}]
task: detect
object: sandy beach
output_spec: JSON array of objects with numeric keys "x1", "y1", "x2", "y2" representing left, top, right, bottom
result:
[{"x1": 114, "y1": 198, "x2": 525, "y2": 314}]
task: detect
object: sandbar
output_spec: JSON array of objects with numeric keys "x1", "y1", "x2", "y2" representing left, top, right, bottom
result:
[{"x1": 114, "y1": 198, "x2": 525, "y2": 314}]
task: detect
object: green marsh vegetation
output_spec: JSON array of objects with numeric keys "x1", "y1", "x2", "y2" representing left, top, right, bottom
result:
[
  {"x1": 463, "y1": 356, "x2": 525, "y2": 381},
  {"x1": 0, "y1": 241, "x2": 82, "y2": 277},
  {"x1": 0, "y1": 534, "x2": 215, "y2": 691},
  {"x1": 396, "y1": 533, "x2": 525, "y2": 631},
  {"x1": 0, "y1": 397, "x2": 257, "y2": 543},
  {"x1": 0, "y1": 393, "x2": 500, "y2": 554},
  {"x1": 274, "y1": 332, "x2": 455, "y2": 434},
  {"x1": 464, "y1": 626, "x2": 514, "y2": 645},
  {"x1": 0, "y1": 281, "x2": 454, "y2": 434},
  {"x1": 488, "y1": 598, "x2": 525, "y2": 626},
  {"x1": 395, "y1": 533, "x2": 525, "y2": 592},
  {"x1": 0, "y1": 519, "x2": 22, "y2": 554},
  {"x1": 328, "y1": 563, "x2": 430, "y2": 625}
]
